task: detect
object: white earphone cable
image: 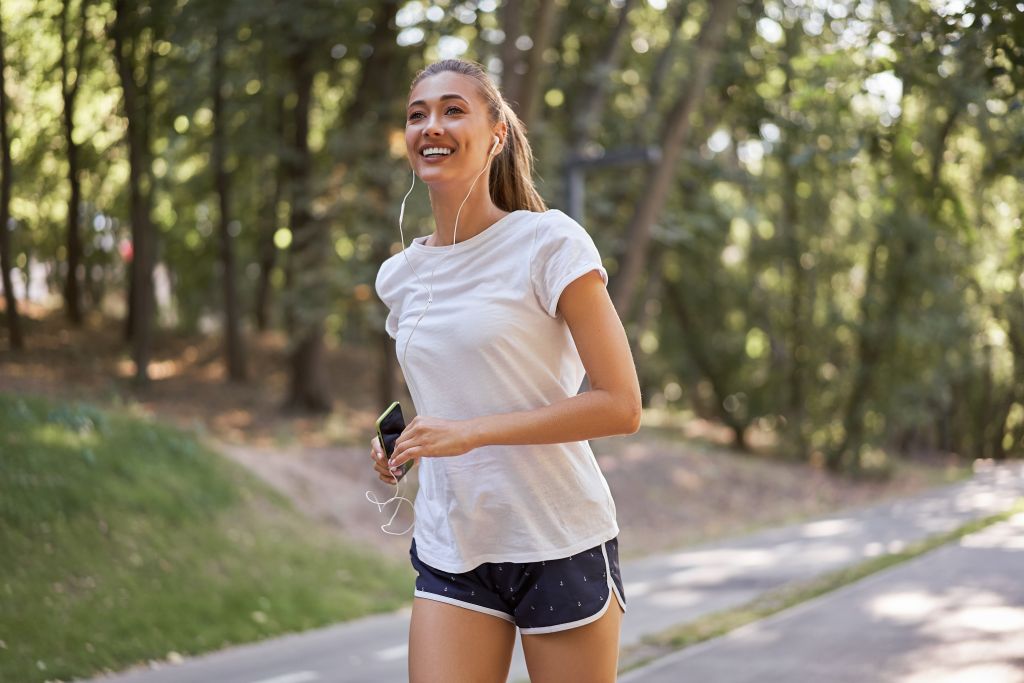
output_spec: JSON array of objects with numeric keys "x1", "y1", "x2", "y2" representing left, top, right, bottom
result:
[{"x1": 366, "y1": 136, "x2": 500, "y2": 536}]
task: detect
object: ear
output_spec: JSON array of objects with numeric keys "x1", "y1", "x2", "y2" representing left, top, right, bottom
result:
[{"x1": 492, "y1": 122, "x2": 508, "y2": 154}]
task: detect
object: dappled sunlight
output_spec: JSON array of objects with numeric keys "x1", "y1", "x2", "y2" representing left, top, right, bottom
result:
[
  {"x1": 374, "y1": 643, "x2": 408, "y2": 662},
  {"x1": 869, "y1": 590, "x2": 944, "y2": 622},
  {"x1": 28, "y1": 422, "x2": 100, "y2": 449},
  {"x1": 664, "y1": 547, "x2": 779, "y2": 572},
  {"x1": 952, "y1": 605, "x2": 1024, "y2": 634},
  {"x1": 860, "y1": 538, "x2": 918, "y2": 556},
  {"x1": 664, "y1": 564, "x2": 762, "y2": 588},
  {"x1": 874, "y1": 516, "x2": 1024, "y2": 681},
  {"x1": 890, "y1": 587, "x2": 1024, "y2": 683},
  {"x1": 900, "y1": 664, "x2": 1024, "y2": 683},
  {"x1": 643, "y1": 588, "x2": 704, "y2": 609},
  {"x1": 624, "y1": 579, "x2": 655, "y2": 598},
  {"x1": 800, "y1": 518, "x2": 857, "y2": 538},
  {"x1": 962, "y1": 513, "x2": 1024, "y2": 549}
]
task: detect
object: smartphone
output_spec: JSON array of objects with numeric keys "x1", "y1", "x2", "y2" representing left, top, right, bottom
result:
[{"x1": 376, "y1": 401, "x2": 413, "y2": 482}]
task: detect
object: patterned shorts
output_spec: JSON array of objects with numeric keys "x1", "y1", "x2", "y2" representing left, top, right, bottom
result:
[{"x1": 410, "y1": 537, "x2": 627, "y2": 634}]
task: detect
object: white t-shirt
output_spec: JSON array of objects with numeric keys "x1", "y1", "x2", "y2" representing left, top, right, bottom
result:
[{"x1": 374, "y1": 208, "x2": 620, "y2": 574}]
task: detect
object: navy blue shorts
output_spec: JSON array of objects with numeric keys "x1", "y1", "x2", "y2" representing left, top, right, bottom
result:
[{"x1": 410, "y1": 537, "x2": 627, "y2": 634}]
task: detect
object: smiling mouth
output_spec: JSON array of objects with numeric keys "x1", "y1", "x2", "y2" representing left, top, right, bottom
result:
[{"x1": 420, "y1": 147, "x2": 455, "y2": 161}]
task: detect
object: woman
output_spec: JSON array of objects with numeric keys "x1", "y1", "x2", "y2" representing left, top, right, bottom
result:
[{"x1": 371, "y1": 58, "x2": 641, "y2": 683}]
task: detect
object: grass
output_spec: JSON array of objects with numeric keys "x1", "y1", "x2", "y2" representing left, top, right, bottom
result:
[
  {"x1": 0, "y1": 392, "x2": 414, "y2": 683},
  {"x1": 618, "y1": 497, "x2": 1024, "y2": 675}
]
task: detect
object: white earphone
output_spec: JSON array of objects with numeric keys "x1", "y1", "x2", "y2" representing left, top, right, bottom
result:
[{"x1": 366, "y1": 130, "x2": 503, "y2": 536}]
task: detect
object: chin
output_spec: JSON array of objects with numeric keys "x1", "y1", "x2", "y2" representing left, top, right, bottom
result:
[{"x1": 418, "y1": 167, "x2": 473, "y2": 185}]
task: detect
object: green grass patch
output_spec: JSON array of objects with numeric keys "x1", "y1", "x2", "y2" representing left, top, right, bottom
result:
[
  {"x1": 0, "y1": 392, "x2": 413, "y2": 683},
  {"x1": 619, "y1": 497, "x2": 1024, "y2": 674}
]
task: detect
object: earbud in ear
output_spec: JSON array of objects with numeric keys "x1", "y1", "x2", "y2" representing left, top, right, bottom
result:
[{"x1": 490, "y1": 135, "x2": 500, "y2": 155}]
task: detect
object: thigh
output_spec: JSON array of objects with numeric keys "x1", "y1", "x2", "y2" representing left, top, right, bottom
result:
[
  {"x1": 520, "y1": 595, "x2": 624, "y2": 683},
  {"x1": 409, "y1": 597, "x2": 517, "y2": 683}
]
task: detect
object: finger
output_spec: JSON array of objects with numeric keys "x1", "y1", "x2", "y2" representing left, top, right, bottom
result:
[
  {"x1": 390, "y1": 441, "x2": 409, "y2": 464},
  {"x1": 374, "y1": 454, "x2": 396, "y2": 473},
  {"x1": 380, "y1": 462, "x2": 403, "y2": 481},
  {"x1": 390, "y1": 446, "x2": 422, "y2": 469},
  {"x1": 395, "y1": 423, "x2": 420, "y2": 447}
]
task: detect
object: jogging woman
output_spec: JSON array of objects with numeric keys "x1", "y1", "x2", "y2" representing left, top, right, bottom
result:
[{"x1": 371, "y1": 58, "x2": 641, "y2": 683}]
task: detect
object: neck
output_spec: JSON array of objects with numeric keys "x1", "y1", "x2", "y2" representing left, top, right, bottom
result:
[{"x1": 425, "y1": 177, "x2": 507, "y2": 247}]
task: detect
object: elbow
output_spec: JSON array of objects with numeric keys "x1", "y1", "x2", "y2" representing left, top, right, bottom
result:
[{"x1": 621, "y1": 393, "x2": 642, "y2": 435}]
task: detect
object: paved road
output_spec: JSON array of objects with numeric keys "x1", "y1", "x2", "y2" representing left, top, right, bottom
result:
[
  {"x1": 82, "y1": 462, "x2": 1024, "y2": 683},
  {"x1": 621, "y1": 511, "x2": 1024, "y2": 683}
]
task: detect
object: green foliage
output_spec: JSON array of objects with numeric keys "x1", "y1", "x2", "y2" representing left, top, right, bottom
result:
[{"x1": 0, "y1": 0, "x2": 1021, "y2": 464}]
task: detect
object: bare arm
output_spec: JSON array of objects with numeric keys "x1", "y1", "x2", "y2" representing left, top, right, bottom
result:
[
  {"x1": 467, "y1": 270, "x2": 641, "y2": 445},
  {"x1": 388, "y1": 270, "x2": 641, "y2": 468}
]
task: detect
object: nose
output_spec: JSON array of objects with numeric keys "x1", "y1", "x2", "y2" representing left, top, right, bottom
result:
[{"x1": 423, "y1": 113, "x2": 446, "y2": 137}]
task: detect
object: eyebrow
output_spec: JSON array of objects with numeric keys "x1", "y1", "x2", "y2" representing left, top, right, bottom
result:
[{"x1": 407, "y1": 93, "x2": 469, "y2": 110}]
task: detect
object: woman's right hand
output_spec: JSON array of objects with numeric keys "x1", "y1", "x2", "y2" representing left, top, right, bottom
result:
[{"x1": 370, "y1": 436, "x2": 402, "y2": 484}]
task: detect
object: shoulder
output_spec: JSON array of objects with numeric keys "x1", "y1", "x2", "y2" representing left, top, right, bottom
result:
[
  {"x1": 530, "y1": 208, "x2": 602, "y2": 258},
  {"x1": 536, "y1": 208, "x2": 585, "y2": 235},
  {"x1": 374, "y1": 250, "x2": 408, "y2": 302}
]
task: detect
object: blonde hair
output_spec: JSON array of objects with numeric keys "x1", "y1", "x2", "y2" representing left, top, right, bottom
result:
[{"x1": 409, "y1": 59, "x2": 547, "y2": 213}]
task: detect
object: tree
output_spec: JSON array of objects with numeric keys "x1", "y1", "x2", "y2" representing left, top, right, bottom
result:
[
  {"x1": 0, "y1": 7, "x2": 21, "y2": 350},
  {"x1": 59, "y1": 0, "x2": 90, "y2": 327},
  {"x1": 111, "y1": 0, "x2": 162, "y2": 385},
  {"x1": 210, "y1": 11, "x2": 247, "y2": 381},
  {"x1": 611, "y1": 0, "x2": 740, "y2": 320}
]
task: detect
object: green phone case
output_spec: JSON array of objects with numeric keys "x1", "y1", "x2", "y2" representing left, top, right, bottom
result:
[{"x1": 376, "y1": 401, "x2": 413, "y2": 477}]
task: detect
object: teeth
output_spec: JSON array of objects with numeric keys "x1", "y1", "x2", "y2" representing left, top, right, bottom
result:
[{"x1": 422, "y1": 147, "x2": 453, "y2": 157}]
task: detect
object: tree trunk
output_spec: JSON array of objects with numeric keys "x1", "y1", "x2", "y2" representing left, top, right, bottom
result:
[
  {"x1": 255, "y1": 98, "x2": 284, "y2": 332},
  {"x1": 780, "y1": 25, "x2": 808, "y2": 458},
  {"x1": 498, "y1": 0, "x2": 525, "y2": 101},
  {"x1": 611, "y1": 0, "x2": 738, "y2": 320},
  {"x1": 61, "y1": 0, "x2": 89, "y2": 327},
  {"x1": 0, "y1": 12, "x2": 22, "y2": 350},
  {"x1": 113, "y1": 0, "x2": 156, "y2": 386},
  {"x1": 335, "y1": 0, "x2": 403, "y2": 411},
  {"x1": 511, "y1": 0, "x2": 561, "y2": 131},
  {"x1": 212, "y1": 23, "x2": 247, "y2": 382},
  {"x1": 284, "y1": 45, "x2": 331, "y2": 413}
]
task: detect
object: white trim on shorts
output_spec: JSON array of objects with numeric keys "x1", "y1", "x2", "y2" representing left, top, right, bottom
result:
[
  {"x1": 519, "y1": 540, "x2": 628, "y2": 635},
  {"x1": 413, "y1": 589, "x2": 515, "y2": 623}
]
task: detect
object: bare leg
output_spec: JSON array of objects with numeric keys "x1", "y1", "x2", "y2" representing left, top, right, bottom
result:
[
  {"x1": 520, "y1": 595, "x2": 624, "y2": 683},
  {"x1": 409, "y1": 597, "x2": 517, "y2": 683}
]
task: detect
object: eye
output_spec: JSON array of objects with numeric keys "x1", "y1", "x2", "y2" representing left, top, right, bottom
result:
[{"x1": 407, "y1": 106, "x2": 464, "y2": 121}]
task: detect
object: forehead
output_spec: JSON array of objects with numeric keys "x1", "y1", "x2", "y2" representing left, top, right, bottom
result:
[{"x1": 407, "y1": 72, "x2": 482, "y2": 108}]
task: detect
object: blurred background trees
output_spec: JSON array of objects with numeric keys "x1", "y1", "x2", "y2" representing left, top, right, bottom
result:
[{"x1": 1, "y1": 0, "x2": 1021, "y2": 473}]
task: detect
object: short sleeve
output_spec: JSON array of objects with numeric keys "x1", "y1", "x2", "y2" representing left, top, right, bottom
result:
[
  {"x1": 530, "y1": 210, "x2": 609, "y2": 318},
  {"x1": 374, "y1": 260, "x2": 400, "y2": 340}
]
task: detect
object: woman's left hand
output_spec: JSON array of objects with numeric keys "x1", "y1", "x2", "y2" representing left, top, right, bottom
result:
[{"x1": 389, "y1": 415, "x2": 477, "y2": 469}]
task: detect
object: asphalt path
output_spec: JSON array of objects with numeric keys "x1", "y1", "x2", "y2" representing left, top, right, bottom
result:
[
  {"x1": 81, "y1": 462, "x2": 1024, "y2": 683},
  {"x1": 621, "y1": 511, "x2": 1024, "y2": 683}
]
